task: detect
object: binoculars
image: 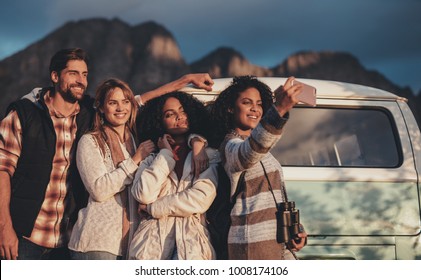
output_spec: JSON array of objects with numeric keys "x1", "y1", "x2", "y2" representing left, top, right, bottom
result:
[{"x1": 276, "y1": 201, "x2": 302, "y2": 244}]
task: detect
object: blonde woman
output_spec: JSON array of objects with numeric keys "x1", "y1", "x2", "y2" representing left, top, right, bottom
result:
[{"x1": 68, "y1": 78, "x2": 155, "y2": 259}]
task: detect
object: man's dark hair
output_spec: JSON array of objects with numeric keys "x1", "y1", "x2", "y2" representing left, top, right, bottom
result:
[{"x1": 49, "y1": 48, "x2": 89, "y2": 78}]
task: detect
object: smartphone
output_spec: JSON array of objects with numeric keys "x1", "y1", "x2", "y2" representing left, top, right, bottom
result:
[{"x1": 292, "y1": 80, "x2": 317, "y2": 107}]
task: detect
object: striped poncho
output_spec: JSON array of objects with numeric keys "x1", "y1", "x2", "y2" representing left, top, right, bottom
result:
[{"x1": 221, "y1": 105, "x2": 296, "y2": 260}]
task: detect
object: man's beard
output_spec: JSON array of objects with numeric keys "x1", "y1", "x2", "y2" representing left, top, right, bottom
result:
[{"x1": 61, "y1": 85, "x2": 86, "y2": 103}]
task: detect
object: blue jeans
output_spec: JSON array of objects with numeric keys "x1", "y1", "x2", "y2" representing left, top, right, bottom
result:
[
  {"x1": 17, "y1": 238, "x2": 70, "y2": 260},
  {"x1": 70, "y1": 250, "x2": 120, "y2": 260}
]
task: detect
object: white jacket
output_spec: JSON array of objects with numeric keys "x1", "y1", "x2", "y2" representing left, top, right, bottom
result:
[{"x1": 129, "y1": 148, "x2": 219, "y2": 260}]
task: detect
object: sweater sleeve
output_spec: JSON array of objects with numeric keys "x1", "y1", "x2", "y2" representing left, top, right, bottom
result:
[
  {"x1": 76, "y1": 134, "x2": 138, "y2": 202},
  {"x1": 131, "y1": 148, "x2": 175, "y2": 204},
  {"x1": 149, "y1": 156, "x2": 218, "y2": 218},
  {"x1": 224, "y1": 105, "x2": 289, "y2": 173}
]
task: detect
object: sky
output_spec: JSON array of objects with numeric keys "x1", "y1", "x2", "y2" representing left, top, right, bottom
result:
[{"x1": 1, "y1": 0, "x2": 420, "y2": 93}]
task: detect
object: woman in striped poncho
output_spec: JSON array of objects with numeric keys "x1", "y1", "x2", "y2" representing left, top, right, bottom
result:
[{"x1": 208, "y1": 76, "x2": 308, "y2": 260}]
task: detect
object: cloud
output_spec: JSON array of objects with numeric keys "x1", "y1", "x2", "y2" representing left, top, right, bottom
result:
[{"x1": 47, "y1": 0, "x2": 140, "y2": 23}]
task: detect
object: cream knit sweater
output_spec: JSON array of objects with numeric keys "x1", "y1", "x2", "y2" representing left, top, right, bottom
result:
[{"x1": 68, "y1": 133, "x2": 139, "y2": 257}]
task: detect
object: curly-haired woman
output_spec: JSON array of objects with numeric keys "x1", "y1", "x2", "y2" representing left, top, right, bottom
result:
[
  {"x1": 208, "y1": 76, "x2": 308, "y2": 260},
  {"x1": 128, "y1": 91, "x2": 218, "y2": 260}
]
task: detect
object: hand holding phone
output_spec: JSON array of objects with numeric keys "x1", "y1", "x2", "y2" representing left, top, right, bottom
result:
[{"x1": 292, "y1": 80, "x2": 317, "y2": 107}]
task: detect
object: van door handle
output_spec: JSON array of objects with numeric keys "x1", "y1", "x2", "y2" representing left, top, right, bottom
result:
[{"x1": 307, "y1": 235, "x2": 327, "y2": 240}]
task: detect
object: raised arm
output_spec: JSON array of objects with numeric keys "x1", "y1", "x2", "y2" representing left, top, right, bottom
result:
[
  {"x1": 273, "y1": 76, "x2": 301, "y2": 117},
  {"x1": 137, "y1": 73, "x2": 213, "y2": 105},
  {"x1": 224, "y1": 77, "x2": 301, "y2": 173}
]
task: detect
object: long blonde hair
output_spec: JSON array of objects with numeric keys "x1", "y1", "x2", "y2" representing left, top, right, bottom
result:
[{"x1": 91, "y1": 78, "x2": 138, "y2": 154}]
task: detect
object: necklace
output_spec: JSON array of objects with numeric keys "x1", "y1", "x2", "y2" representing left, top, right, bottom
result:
[{"x1": 229, "y1": 130, "x2": 248, "y2": 140}]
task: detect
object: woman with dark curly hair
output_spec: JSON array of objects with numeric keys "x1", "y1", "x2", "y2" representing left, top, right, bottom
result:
[
  {"x1": 208, "y1": 76, "x2": 308, "y2": 260},
  {"x1": 136, "y1": 92, "x2": 210, "y2": 145},
  {"x1": 128, "y1": 91, "x2": 219, "y2": 260}
]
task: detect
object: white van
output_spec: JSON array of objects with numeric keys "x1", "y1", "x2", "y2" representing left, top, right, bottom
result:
[{"x1": 185, "y1": 77, "x2": 421, "y2": 260}]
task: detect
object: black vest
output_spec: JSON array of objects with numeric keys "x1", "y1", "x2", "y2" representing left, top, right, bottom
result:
[{"x1": 6, "y1": 88, "x2": 94, "y2": 237}]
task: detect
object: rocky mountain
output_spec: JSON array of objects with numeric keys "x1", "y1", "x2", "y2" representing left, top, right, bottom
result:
[
  {"x1": 0, "y1": 18, "x2": 190, "y2": 117},
  {"x1": 272, "y1": 51, "x2": 420, "y2": 122},
  {"x1": 190, "y1": 47, "x2": 272, "y2": 77},
  {"x1": 0, "y1": 18, "x2": 419, "y2": 124}
]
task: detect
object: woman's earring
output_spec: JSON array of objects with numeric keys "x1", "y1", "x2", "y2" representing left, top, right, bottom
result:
[{"x1": 100, "y1": 114, "x2": 104, "y2": 125}]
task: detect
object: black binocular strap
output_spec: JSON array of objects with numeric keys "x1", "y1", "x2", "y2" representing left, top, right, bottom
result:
[
  {"x1": 259, "y1": 161, "x2": 288, "y2": 210},
  {"x1": 260, "y1": 161, "x2": 299, "y2": 260}
]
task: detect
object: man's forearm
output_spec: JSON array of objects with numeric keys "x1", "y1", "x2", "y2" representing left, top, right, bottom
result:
[{"x1": 0, "y1": 171, "x2": 12, "y2": 227}]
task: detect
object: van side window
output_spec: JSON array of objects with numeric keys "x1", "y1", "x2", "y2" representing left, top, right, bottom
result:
[{"x1": 272, "y1": 107, "x2": 401, "y2": 167}]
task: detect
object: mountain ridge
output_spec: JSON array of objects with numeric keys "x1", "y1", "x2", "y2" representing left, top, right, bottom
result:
[{"x1": 1, "y1": 18, "x2": 419, "y2": 123}]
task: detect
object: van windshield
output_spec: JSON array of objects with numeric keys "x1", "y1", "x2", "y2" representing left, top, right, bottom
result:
[{"x1": 272, "y1": 107, "x2": 401, "y2": 167}]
